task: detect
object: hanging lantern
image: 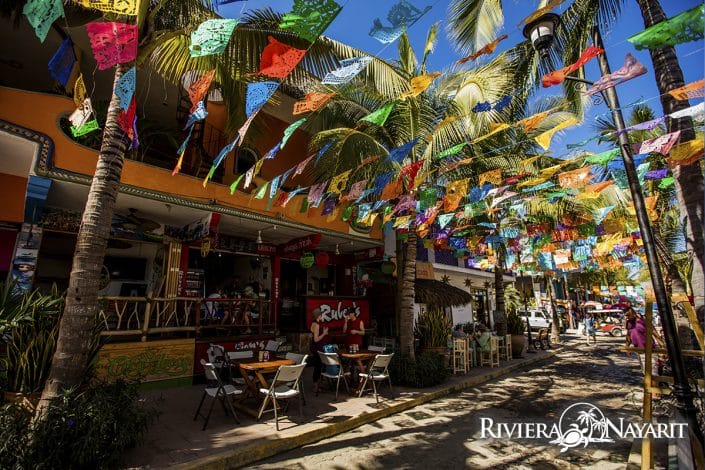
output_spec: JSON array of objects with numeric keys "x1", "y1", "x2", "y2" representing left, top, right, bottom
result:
[
  {"x1": 315, "y1": 251, "x2": 329, "y2": 268},
  {"x1": 380, "y1": 259, "x2": 396, "y2": 274},
  {"x1": 300, "y1": 251, "x2": 314, "y2": 269},
  {"x1": 200, "y1": 238, "x2": 211, "y2": 257}
]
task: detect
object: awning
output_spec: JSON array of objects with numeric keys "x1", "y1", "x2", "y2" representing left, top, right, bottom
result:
[{"x1": 414, "y1": 278, "x2": 473, "y2": 308}]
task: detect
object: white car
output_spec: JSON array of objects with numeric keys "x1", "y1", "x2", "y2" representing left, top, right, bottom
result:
[{"x1": 518, "y1": 309, "x2": 552, "y2": 331}]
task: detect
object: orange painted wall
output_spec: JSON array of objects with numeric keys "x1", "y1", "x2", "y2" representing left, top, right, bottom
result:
[
  {"x1": 0, "y1": 87, "x2": 380, "y2": 239},
  {"x1": 0, "y1": 173, "x2": 27, "y2": 223}
]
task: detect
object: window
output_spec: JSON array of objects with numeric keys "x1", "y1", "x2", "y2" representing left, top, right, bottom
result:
[{"x1": 235, "y1": 147, "x2": 258, "y2": 175}]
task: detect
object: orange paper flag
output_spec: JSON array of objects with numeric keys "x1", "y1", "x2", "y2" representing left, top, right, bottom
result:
[
  {"x1": 668, "y1": 79, "x2": 704, "y2": 101},
  {"x1": 293, "y1": 92, "x2": 335, "y2": 115},
  {"x1": 402, "y1": 72, "x2": 441, "y2": 99},
  {"x1": 188, "y1": 69, "x2": 216, "y2": 111},
  {"x1": 456, "y1": 34, "x2": 508, "y2": 64},
  {"x1": 558, "y1": 166, "x2": 593, "y2": 188}
]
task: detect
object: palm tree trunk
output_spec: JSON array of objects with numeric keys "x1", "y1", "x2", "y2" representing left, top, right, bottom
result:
[
  {"x1": 636, "y1": 0, "x2": 705, "y2": 312},
  {"x1": 36, "y1": 65, "x2": 129, "y2": 416},
  {"x1": 493, "y1": 246, "x2": 506, "y2": 337},
  {"x1": 546, "y1": 274, "x2": 561, "y2": 343},
  {"x1": 399, "y1": 230, "x2": 417, "y2": 359}
]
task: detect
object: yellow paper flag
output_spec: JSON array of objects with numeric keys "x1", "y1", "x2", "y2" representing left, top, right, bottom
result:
[
  {"x1": 478, "y1": 168, "x2": 502, "y2": 186},
  {"x1": 402, "y1": 72, "x2": 441, "y2": 99},
  {"x1": 73, "y1": 74, "x2": 86, "y2": 107},
  {"x1": 534, "y1": 116, "x2": 580, "y2": 150},
  {"x1": 668, "y1": 138, "x2": 704, "y2": 166},
  {"x1": 471, "y1": 123, "x2": 510, "y2": 144},
  {"x1": 80, "y1": 0, "x2": 140, "y2": 16},
  {"x1": 328, "y1": 170, "x2": 351, "y2": 195}
]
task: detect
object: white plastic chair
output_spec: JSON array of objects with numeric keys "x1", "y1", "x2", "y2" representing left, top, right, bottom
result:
[
  {"x1": 358, "y1": 353, "x2": 394, "y2": 403},
  {"x1": 257, "y1": 363, "x2": 306, "y2": 430},
  {"x1": 227, "y1": 350, "x2": 254, "y2": 385},
  {"x1": 194, "y1": 361, "x2": 242, "y2": 430},
  {"x1": 285, "y1": 353, "x2": 309, "y2": 405},
  {"x1": 318, "y1": 352, "x2": 350, "y2": 400},
  {"x1": 206, "y1": 344, "x2": 230, "y2": 381}
]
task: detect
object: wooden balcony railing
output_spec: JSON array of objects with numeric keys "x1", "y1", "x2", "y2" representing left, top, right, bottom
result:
[{"x1": 98, "y1": 296, "x2": 275, "y2": 340}]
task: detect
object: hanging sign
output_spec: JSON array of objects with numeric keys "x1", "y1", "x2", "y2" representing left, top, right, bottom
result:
[{"x1": 279, "y1": 233, "x2": 322, "y2": 256}]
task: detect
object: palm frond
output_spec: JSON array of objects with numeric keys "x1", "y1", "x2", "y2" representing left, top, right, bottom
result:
[{"x1": 446, "y1": 0, "x2": 504, "y2": 55}]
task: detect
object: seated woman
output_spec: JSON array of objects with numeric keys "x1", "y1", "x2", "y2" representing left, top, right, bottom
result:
[{"x1": 474, "y1": 326, "x2": 492, "y2": 352}]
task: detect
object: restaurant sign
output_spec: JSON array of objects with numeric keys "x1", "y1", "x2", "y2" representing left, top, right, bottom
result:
[
  {"x1": 279, "y1": 233, "x2": 321, "y2": 256},
  {"x1": 305, "y1": 297, "x2": 370, "y2": 330}
]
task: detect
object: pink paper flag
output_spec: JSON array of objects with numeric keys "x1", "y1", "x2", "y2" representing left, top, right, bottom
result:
[
  {"x1": 86, "y1": 22, "x2": 138, "y2": 70},
  {"x1": 585, "y1": 53, "x2": 647, "y2": 96},
  {"x1": 632, "y1": 130, "x2": 681, "y2": 155}
]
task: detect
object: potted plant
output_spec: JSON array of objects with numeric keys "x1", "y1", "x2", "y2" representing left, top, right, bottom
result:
[
  {"x1": 414, "y1": 307, "x2": 452, "y2": 356},
  {"x1": 506, "y1": 311, "x2": 526, "y2": 358}
]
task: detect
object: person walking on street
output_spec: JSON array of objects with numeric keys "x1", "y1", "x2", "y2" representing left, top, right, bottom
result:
[{"x1": 584, "y1": 312, "x2": 597, "y2": 346}]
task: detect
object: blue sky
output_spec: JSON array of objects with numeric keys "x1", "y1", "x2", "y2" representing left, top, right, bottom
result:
[{"x1": 223, "y1": 1, "x2": 704, "y2": 156}]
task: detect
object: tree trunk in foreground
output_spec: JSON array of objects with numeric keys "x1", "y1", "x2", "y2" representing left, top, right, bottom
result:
[
  {"x1": 399, "y1": 230, "x2": 417, "y2": 359},
  {"x1": 37, "y1": 65, "x2": 129, "y2": 415},
  {"x1": 636, "y1": 0, "x2": 705, "y2": 313},
  {"x1": 493, "y1": 247, "x2": 506, "y2": 337}
]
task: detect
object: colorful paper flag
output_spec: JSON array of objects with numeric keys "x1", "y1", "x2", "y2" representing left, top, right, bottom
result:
[
  {"x1": 190, "y1": 19, "x2": 238, "y2": 57},
  {"x1": 542, "y1": 46, "x2": 603, "y2": 88},
  {"x1": 246, "y1": 81, "x2": 279, "y2": 117},
  {"x1": 633, "y1": 130, "x2": 681, "y2": 155},
  {"x1": 401, "y1": 72, "x2": 440, "y2": 99},
  {"x1": 628, "y1": 4, "x2": 704, "y2": 50},
  {"x1": 558, "y1": 166, "x2": 593, "y2": 188},
  {"x1": 369, "y1": 0, "x2": 431, "y2": 44},
  {"x1": 456, "y1": 34, "x2": 508, "y2": 64},
  {"x1": 534, "y1": 116, "x2": 580, "y2": 150},
  {"x1": 73, "y1": 74, "x2": 86, "y2": 107},
  {"x1": 115, "y1": 66, "x2": 136, "y2": 111},
  {"x1": 48, "y1": 37, "x2": 76, "y2": 87},
  {"x1": 85, "y1": 21, "x2": 138, "y2": 70},
  {"x1": 23, "y1": 0, "x2": 64, "y2": 43},
  {"x1": 188, "y1": 70, "x2": 216, "y2": 110},
  {"x1": 279, "y1": 0, "x2": 342, "y2": 43},
  {"x1": 258, "y1": 36, "x2": 306, "y2": 78},
  {"x1": 293, "y1": 92, "x2": 334, "y2": 115},
  {"x1": 322, "y1": 57, "x2": 372, "y2": 85},
  {"x1": 69, "y1": 98, "x2": 94, "y2": 128},
  {"x1": 585, "y1": 53, "x2": 647, "y2": 96},
  {"x1": 358, "y1": 101, "x2": 396, "y2": 126},
  {"x1": 79, "y1": 0, "x2": 139, "y2": 16},
  {"x1": 668, "y1": 79, "x2": 705, "y2": 101},
  {"x1": 70, "y1": 119, "x2": 100, "y2": 137}
]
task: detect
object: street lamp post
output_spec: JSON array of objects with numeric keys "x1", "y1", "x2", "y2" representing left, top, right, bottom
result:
[{"x1": 524, "y1": 16, "x2": 703, "y2": 447}]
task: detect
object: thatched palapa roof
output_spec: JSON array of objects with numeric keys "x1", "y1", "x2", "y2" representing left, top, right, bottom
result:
[{"x1": 414, "y1": 279, "x2": 473, "y2": 308}]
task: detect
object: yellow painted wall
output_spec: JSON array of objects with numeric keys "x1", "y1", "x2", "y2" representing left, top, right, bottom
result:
[{"x1": 0, "y1": 87, "x2": 381, "y2": 239}]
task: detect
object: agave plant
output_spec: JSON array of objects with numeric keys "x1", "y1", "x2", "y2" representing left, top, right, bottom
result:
[{"x1": 414, "y1": 307, "x2": 452, "y2": 349}]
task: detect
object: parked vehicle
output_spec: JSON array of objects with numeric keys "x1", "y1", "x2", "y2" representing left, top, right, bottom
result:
[
  {"x1": 518, "y1": 309, "x2": 552, "y2": 331},
  {"x1": 596, "y1": 309, "x2": 626, "y2": 337}
]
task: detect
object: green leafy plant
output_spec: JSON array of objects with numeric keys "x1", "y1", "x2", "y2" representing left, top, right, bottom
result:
[
  {"x1": 414, "y1": 307, "x2": 452, "y2": 348},
  {"x1": 389, "y1": 352, "x2": 449, "y2": 388},
  {"x1": 506, "y1": 311, "x2": 526, "y2": 336},
  {"x1": 0, "y1": 380, "x2": 159, "y2": 469},
  {"x1": 503, "y1": 284, "x2": 523, "y2": 315},
  {"x1": 0, "y1": 283, "x2": 64, "y2": 394}
]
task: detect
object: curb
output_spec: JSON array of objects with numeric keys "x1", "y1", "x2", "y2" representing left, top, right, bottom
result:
[{"x1": 171, "y1": 348, "x2": 563, "y2": 470}]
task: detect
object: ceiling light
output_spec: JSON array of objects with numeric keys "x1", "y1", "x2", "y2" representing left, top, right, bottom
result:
[
  {"x1": 256, "y1": 230, "x2": 262, "y2": 244},
  {"x1": 335, "y1": 244, "x2": 340, "y2": 255}
]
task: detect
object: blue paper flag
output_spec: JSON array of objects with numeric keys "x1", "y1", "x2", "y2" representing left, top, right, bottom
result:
[
  {"x1": 246, "y1": 81, "x2": 279, "y2": 117},
  {"x1": 369, "y1": 0, "x2": 431, "y2": 44},
  {"x1": 116, "y1": 66, "x2": 136, "y2": 111},
  {"x1": 48, "y1": 37, "x2": 76, "y2": 87},
  {"x1": 264, "y1": 142, "x2": 282, "y2": 160},
  {"x1": 184, "y1": 101, "x2": 208, "y2": 129},
  {"x1": 387, "y1": 138, "x2": 419, "y2": 163}
]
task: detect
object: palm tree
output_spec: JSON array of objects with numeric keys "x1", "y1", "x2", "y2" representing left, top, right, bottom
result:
[
  {"x1": 447, "y1": 0, "x2": 704, "y2": 312},
  {"x1": 37, "y1": 0, "x2": 219, "y2": 415}
]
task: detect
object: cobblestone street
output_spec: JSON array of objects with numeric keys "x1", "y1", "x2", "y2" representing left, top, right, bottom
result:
[{"x1": 251, "y1": 336, "x2": 645, "y2": 469}]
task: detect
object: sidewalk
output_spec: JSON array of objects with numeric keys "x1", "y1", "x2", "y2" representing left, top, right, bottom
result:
[{"x1": 124, "y1": 346, "x2": 562, "y2": 469}]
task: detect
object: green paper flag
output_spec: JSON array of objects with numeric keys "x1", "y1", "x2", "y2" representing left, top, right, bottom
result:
[
  {"x1": 628, "y1": 4, "x2": 704, "y2": 50},
  {"x1": 585, "y1": 148, "x2": 619, "y2": 166},
  {"x1": 658, "y1": 176, "x2": 675, "y2": 189},
  {"x1": 281, "y1": 118, "x2": 307, "y2": 148},
  {"x1": 70, "y1": 119, "x2": 100, "y2": 137},
  {"x1": 300, "y1": 199, "x2": 309, "y2": 213},
  {"x1": 229, "y1": 174, "x2": 245, "y2": 194},
  {"x1": 254, "y1": 182, "x2": 269, "y2": 199},
  {"x1": 279, "y1": 0, "x2": 342, "y2": 43},
  {"x1": 435, "y1": 142, "x2": 466, "y2": 159},
  {"x1": 190, "y1": 19, "x2": 238, "y2": 57},
  {"x1": 358, "y1": 101, "x2": 396, "y2": 126},
  {"x1": 205, "y1": 165, "x2": 217, "y2": 183},
  {"x1": 342, "y1": 205, "x2": 353, "y2": 221}
]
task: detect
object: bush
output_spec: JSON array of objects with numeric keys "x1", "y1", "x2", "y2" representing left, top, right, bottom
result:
[
  {"x1": 390, "y1": 351, "x2": 449, "y2": 388},
  {"x1": 0, "y1": 380, "x2": 158, "y2": 469}
]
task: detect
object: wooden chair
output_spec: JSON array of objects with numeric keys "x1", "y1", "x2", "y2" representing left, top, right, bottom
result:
[
  {"x1": 505, "y1": 334, "x2": 513, "y2": 360},
  {"x1": 318, "y1": 352, "x2": 350, "y2": 400},
  {"x1": 358, "y1": 353, "x2": 394, "y2": 403},
  {"x1": 479, "y1": 336, "x2": 500, "y2": 368},
  {"x1": 257, "y1": 363, "x2": 306, "y2": 431},
  {"x1": 194, "y1": 361, "x2": 242, "y2": 430},
  {"x1": 452, "y1": 338, "x2": 468, "y2": 374},
  {"x1": 498, "y1": 335, "x2": 509, "y2": 361}
]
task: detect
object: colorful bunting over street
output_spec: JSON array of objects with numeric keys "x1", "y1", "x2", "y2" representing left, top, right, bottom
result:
[
  {"x1": 69, "y1": 98, "x2": 94, "y2": 128},
  {"x1": 542, "y1": 46, "x2": 603, "y2": 88},
  {"x1": 48, "y1": 37, "x2": 76, "y2": 87},
  {"x1": 258, "y1": 36, "x2": 307, "y2": 78},
  {"x1": 558, "y1": 166, "x2": 593, "y2": 188},
  {"x1": 115, "y1": 66, "x2": 136, "y2": 111},
  {"x1": 456, "y1": 34, "x2": 508, "y2": 64},
  {"x1": 322, "y1": 57, "x2": 372, "y2": 85},
  {"x1": 79, "y1": 0, "x2": 140, "y2": 16},
  {"x1": 189, "y1": 19, "x2": 238, "y2": 57},
  {"x1": 23, "y1": 0, "x2": 64, "y2": 43},
  {"x1": 670, "y1": 102, "x2": 704, "y2": 121},
  {"x1": 70, "y1": 119, "x2": 100, "y2": 137},
  {"x1": 293, "y1": 92, "x2": 334, "y2": 115},
  {"x1": 628, "y1": 4, "x2": 704, "y2": 50},
  {"x1": 279, "y1": 0, "x2": 342, "y2": 43},
  {"x1": 436, "y1": 142, "x2": 466, "y2": 159},
  {"x1": 668, "y1": 139, "x2": 705, "y2": 166},
  {"x1": 387, "y1": 138, "x2": 419, "y2": 163},
  {"x1": 86, "y1": 21, "x2": 138, "y2": 70},
  {"x1": 585, "y1": 53, "x2": 647, "y2": 96}
]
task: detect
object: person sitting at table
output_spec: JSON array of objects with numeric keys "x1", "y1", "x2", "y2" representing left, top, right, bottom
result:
[
  {"x1": 309, "y1": 308, "x2": 329, "y2": 394},
  {"x1": 241, "y1": 285, "x2": 259, "y2": 334},
  {"x1": 452, "y1": 324, "x2": 467, "y2": 338},
  {"x1": 342, "y1": 308, "x2": 365, "y2": 350},
  {"x1": 475, "y1": 325, "x2": 492, "y2": 352}
]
